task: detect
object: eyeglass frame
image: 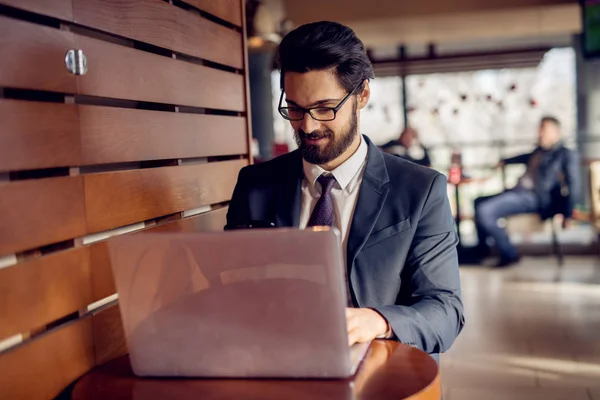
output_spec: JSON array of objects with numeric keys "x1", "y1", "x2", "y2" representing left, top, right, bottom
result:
[{"x1": 277, "y1": 81, "x2": 363, "y2": 122}]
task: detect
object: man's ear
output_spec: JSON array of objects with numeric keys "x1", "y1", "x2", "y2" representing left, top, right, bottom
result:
[{"x1": 357, "y1": 80, "x2": 371, "y2": 110}]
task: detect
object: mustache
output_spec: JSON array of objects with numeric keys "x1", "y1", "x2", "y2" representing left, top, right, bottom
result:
[{"x1": 297, "y1": 129, "x2": 333, "y2": 140}]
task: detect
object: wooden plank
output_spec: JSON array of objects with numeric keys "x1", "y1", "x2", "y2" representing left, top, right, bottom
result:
[
  {"x1": 0, "y1": 100, "x2": 81, "y2": 172},
  {"x1": 79, "y1": 106, "x2": 247, "y2": 165},
  {"x1": 84, "y1": 160, "x2": 246, "y2": 233},
  {"x1": 89, "y1": 242, "x2": 115, "y2": 302},
  {"x1": 92, "y1": 305, "x2": 127, "y2": 365},
  {"x1": 89, "y1": 208, "x2": 229, "y2": 302},
  {"x1": 0, "y1": 16, "x2": 76, "y2": 93},
  {"x1": 183, "y1": 0, "x2": 243, "y2": 26},
  {"x1": 72, "y1": 0, "x2": 243, "y2": 69},
  {"x1": 0, "y1": 0, "x2": 74, "y2": 21},
  {"x1": 75, "y1": 35, "x2": 246, "y2": 111},
  {"x1": 0, "y1": 248, "x2": 91, "y2": 340},
  {"x1": 0, "y1": 177, "x2": 87, "y2": 255},
  {"x1": 0, "y1": 318, "x2": 95, "y2": 400}
]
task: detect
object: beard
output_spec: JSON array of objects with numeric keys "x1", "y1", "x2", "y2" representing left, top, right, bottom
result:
[{"x1": 294, "y1": 103, "x2": 358, "y2": 165}]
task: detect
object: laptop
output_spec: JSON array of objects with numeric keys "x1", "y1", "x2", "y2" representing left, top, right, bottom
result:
[{"x1": 108, "y1": 228, "x2": 371, "y2": 378}]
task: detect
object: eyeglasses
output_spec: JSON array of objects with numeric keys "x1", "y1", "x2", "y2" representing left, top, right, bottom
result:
[{"x1": 278, "y1": 82, "x2": 362, "y2": 122}]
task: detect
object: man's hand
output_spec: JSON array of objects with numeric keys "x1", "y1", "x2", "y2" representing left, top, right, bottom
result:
[
  {"x1": 562, "y1": 217, "x2": 570, "y2": 229},
  {"x1": 346, "y1": 308, "x2": 389, "y2": 346}
]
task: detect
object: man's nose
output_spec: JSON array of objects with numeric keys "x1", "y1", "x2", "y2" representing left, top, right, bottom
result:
[{"x1": 299, "y1": 111, "x2": 320, "y2": 133}]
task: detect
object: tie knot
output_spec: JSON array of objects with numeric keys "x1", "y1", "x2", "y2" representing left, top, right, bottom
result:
[{"x1": 317, "y1": 175, "x2": 336, "y2": 194}]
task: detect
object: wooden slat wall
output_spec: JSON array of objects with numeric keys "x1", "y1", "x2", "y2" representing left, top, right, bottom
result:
[
  {"x1": 0, "y1": 0, "x2": 250, "y2": 397},
  {"x1": 0, "y1": 101, "x2": 248, "y2": 171},
  {"x1": 0, "y1": 177, "x2": 87, "y2": 255},
  {"x1": 76, "y1": 35, "x2": 246, "y2": 111},
  {"x1": 0, "y1": 0, "x2": 74, "y2": 21},
  {"x1": 0, "y1": 248, "x2": 92, "y2": 339},
  {"x1": 0, "y1": 16, "x2": 76, "y2": 93},
  {"x1": 84, "y1": 160, "x2": 245, "y2": 232},
  {"x1": 0, "y1": 319, "x2": 95, "y2": 400},
  {"x1": 0, "y1": 100, "x2": 81, "y2": 171},
  {"x1": 79, "y1": 107, "x2": 247, "y2": 164},
  {"x1": 0, "y1": 207, "x2": 229, "y2": 342},
  {"x1": 72, "y1": 0, "x2": 243, "y2": 68},
  {"x1": 182, "y1": 0, "x2": 243, "y2": 26},
  {"x1": 92, "y1": 303, "x2": 127, "y2": 366}
]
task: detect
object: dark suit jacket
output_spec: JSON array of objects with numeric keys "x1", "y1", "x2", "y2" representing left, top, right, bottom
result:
[
  {"x1": 227, "y1": 136, "x2": 465, "y2": 360},
  {"x1": 503, "y1": 144, "x2": 580, "y2": 219}
]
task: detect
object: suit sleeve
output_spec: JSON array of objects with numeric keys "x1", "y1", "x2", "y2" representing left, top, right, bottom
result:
[
  {"x1": 225, "y1": 166, "x2": 252, "y2": 228},
  {"x1": 563, "y1": 149, "x2": 581, "y2": 218},
  {"x1": 373, "y1": 174, "x2": 465, "y2": 354},
  {"x1": 503, "y1": 152, "x2": 532, "y2": 165},
  {"x1": 422, "y1": 148, "x2": 432, "y2": 167}
]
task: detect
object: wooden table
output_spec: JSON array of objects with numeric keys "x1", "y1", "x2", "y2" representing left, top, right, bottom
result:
[{"x1": 72, "y1": 341, "x2": 440, "y2": 400}]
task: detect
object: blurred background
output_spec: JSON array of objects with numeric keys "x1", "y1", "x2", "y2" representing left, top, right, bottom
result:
[{"x1": 246, "y1": 0, "x2": 600, "y2": 253}]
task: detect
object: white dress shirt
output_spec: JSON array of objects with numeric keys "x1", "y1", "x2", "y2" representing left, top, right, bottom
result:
[{"x1": 299, "y1": 136, "x2": 369, "y2": 266}]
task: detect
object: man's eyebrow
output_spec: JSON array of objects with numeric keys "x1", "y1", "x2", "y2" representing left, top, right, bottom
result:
[{"x1": 285, "y1": 98, "x2": 342, "y2": 108}]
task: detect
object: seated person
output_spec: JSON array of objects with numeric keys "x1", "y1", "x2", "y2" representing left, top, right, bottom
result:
[
  {"x1": 474, "y1": 116, "x2": 580, "y2": 267},
  {"x1": 381, "y1": 127, "x2": 432, "y2": 167},
  {"x1": 227, "y1": 21, "x2": 464, "y2": 362}
]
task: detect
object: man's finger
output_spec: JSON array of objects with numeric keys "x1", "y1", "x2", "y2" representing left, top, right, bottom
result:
[
  {"x1": 346, "y1": 314, "x2": 359, "y2": 332},
  {"x1": 348, "y1": 328, "x2": 359, "y2": 346}
]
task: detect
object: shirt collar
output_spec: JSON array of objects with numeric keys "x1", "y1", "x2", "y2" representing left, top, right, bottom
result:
[{"x1": 302, "y1": 135, "x2": 368, "y2": 191}]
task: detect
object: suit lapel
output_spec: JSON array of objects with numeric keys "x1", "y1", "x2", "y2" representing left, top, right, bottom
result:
[
  {"x1": 347, "y1": 138, "x2": 390, "y2": 272},
  {"x1": 274, "y1": 150, "x2": 303, "y2": 227}
]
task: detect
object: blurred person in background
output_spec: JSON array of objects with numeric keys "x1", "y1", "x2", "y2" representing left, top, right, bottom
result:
[
  {"x1": 381, "y1": 127, "x2": 432, "y2": 167},
  {"x1": 474, "y1": 116, "x2": 580, "y2": 268},
  {"x1": 227, "y1": 21, "x2": 464, "y2": 363}
]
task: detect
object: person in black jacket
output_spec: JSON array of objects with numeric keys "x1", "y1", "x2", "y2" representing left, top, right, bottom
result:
[
  {"x1": 381, "y1": 127, "x2": 432, "y2": 167},
  {"x1": 474, "y1": 116, "x2": 580, "y2": 267}
]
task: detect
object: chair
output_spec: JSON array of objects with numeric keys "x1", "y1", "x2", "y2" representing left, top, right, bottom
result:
[
  {"x1": 505, "y1": 214, "x2": 564, "y2": 267},
  {"x1": 500, "y1": 162, "x2": 566, "y2": 267}
]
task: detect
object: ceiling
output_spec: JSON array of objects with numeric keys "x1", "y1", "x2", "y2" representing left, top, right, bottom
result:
[{"x1": 281, "y1": 0, "x2": 582, "y2": 49}]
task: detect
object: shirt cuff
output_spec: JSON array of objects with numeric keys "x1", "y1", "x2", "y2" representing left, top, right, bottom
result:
[
  {"x1": 369, "y1": 308, "x2": 393, "y2": 339},
  {"x1": 375, "y1": 321, "x2": 393, "y2": 339}
]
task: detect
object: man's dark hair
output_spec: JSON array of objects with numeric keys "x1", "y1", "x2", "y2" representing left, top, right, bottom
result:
[
  {"x1": 277, "y1": 21, "x2": 374, "y2": 94},
  {"x1": 540, "y1": 115, "x2": 561, "y2": 128}
]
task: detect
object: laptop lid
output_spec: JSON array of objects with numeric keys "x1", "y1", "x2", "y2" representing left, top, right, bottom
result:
[{"x1": 108, "y1": 228, "x2": 354, "y2": 378}]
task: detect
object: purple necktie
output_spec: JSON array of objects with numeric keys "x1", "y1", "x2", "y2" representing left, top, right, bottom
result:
[{"x1": 307, "y1": 175, "x2": 337, "y2": 227}]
